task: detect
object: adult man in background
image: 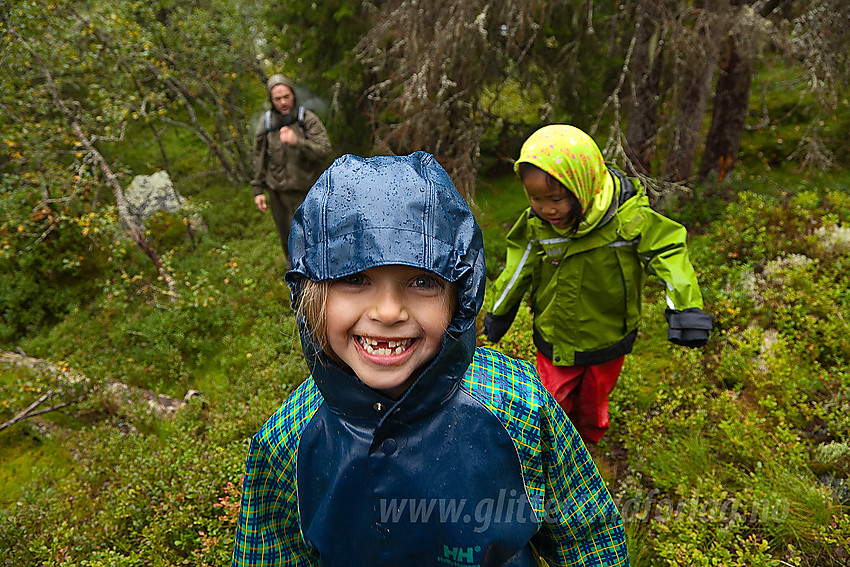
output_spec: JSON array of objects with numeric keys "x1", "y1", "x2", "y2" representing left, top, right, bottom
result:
[{"x1": 252, "y1": 74, "x2": 332, "y2": 263}]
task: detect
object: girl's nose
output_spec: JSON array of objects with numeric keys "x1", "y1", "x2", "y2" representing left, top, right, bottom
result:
[{"x1": 369, "y1": 284, "x2": 409, "y2": 323}]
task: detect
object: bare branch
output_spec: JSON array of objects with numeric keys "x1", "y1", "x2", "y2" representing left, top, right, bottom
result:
[
  {"x1": 0, "y1": 390, "x2": 54, "y2": 432},
  {"x1": 3, "y1": 18, "x2": 176, "y2": 295},
  {"x1": 0, "y1": 392, "x2": 79, "y2": 433},
  {"x1": 0, "y1": 350, "x2": 188, "y2": 432}
]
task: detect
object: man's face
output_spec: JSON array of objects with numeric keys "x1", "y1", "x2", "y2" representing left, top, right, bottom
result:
[{"x1": 270, "y1": 84, "x2": 294, "y2": 115}]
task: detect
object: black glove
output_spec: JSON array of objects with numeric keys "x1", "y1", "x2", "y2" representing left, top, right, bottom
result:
[
  {"x1": 482, "y1": 303, "x2": 521, "y2": 343},
  {"x1": 665, "y1": 307, "x2": 712, "y2": 348}
]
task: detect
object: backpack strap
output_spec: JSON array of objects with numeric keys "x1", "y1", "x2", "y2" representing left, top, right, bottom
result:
[
  {"x1": 264, "y1": 107, "x2": 308, "y2": 140},
  {"x1": 297, "y1": 106, "x2": 308, "y2": 140},
  {"x1": 608, "y1": 166, "x2": 638, "y2": 205}
]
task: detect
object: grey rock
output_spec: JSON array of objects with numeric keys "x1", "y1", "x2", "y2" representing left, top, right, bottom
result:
[{"x1": 125, "y1": 171, "x2": 207, "y2": 233}]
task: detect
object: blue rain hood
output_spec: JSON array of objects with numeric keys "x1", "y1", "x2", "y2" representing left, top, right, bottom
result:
[
  {"x1": 230, "y1": 153, "x2": 632, "y2": 566},
  {"x1": 286, "y1": 152, "x2": 486, "y2": 418}
]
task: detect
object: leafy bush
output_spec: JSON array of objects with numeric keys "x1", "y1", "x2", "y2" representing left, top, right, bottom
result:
[
  {"x1": 0, "y1": 212, "x2": 109, "y2": 341},
  {"x1": 0, "y1": 402, "x2": 245, "y2": 567},
  {"x1": 711, "y1": 189, "x2": 850, "y2": 270}
]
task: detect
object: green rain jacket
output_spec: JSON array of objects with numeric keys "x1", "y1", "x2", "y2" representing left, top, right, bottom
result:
[{"x1": 488, "y1": 167, "x2": 708, "y2": 366}]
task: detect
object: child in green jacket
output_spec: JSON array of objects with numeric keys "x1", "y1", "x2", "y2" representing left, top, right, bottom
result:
[{"x1": 483, "y1": 125, "x2": 712, "y2": 443}]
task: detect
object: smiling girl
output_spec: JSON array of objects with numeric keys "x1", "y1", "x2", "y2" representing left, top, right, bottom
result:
[{"x1": 231, "y1": 152, "x2": 629, "y2": 567}]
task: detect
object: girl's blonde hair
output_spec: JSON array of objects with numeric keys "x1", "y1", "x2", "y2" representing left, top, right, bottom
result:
[{"x1": 295, "y1": 278, "x2": 332, "y2": 354}]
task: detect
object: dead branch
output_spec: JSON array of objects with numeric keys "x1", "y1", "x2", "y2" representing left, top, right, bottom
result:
[
  {"x1": 0, "y1": 350, "x2": 187, "y2": 433},
  {"x1": 0, "y1": 390, "x2": 78, "y2": 432},
  {"x1": 3, "y1": 18, "x2": 177, "y2": 297}
]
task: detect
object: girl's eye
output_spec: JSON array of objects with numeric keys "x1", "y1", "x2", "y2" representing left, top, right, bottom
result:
[
  {"x1": 412, "y1": 274, "x2": 441, "y2": 289},
  {"x1": 340, "y1": 273, "x2": 366, "y2": 286}
]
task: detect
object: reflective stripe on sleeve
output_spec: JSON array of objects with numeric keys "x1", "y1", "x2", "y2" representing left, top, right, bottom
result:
[{"x1": 493, "y1": 240, "x2": 536, "y2": 313}]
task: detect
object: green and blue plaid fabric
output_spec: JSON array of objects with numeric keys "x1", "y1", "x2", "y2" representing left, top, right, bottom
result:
[
  {"x1": 464, "y1": 347, "x2": 629, "y2": 565},
  {"x1": 231, "y1": 347, "x2": 629, "y2": 566},
  {"x1": 231, "y1": 378, "x2": 322, "y2": 566}
]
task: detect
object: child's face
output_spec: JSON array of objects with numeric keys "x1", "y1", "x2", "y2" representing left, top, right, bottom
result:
[
  {"x1": 325, "y1": 264, "x2": 454, "y2": 399},
  {"x1": 523, "y1": 168, "x2": 576, "y2": 229}
]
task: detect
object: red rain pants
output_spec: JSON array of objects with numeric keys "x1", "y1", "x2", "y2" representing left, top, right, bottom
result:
[{"x1": 536, "y1": 352, "x2": 625, "y2": 444}]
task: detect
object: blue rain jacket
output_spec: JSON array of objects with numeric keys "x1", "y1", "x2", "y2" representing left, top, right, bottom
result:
[{"x1": 231, "y1": 152, "x2": 630, "y2": 567}]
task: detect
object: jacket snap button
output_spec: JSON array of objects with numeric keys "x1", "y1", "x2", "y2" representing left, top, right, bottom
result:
[
  {"x1": 554, "y1": 356, "x2": 561, "y2": 362},
  {"x1": 381, "y1": 438, "x2": 397, "y2": 455},
  {"x1": 372, "y1": 402, "x2": 384, "y2": 412}
]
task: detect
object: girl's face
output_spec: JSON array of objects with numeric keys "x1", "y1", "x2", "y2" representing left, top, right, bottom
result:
[
  {"x1": 523, "y1": 168, "x2": 578, "y2": 229},
  {"x1": 325, "y1": 264, "x2": 454, "y2": 399}
]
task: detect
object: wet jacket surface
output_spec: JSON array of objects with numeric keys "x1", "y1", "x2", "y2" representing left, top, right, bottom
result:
[
  {"x1": 490, "y1": 168, "x2": 706, "y2": 366},
  {"x1": 250, "y1": 76, "x2": 332, "y2": 197},
  {"x1": 231, "y1": 153, "x2": 630, "y2": 566}
]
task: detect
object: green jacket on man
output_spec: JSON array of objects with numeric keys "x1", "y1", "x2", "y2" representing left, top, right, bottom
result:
[
  {"x1": 250, "y1": 107, "x2": 331, "y2": 197},
  {"x1": 250, "y1": 74, "x2": 332, "y2": 259}
]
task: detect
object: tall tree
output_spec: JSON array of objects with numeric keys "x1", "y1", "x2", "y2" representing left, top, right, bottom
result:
[
  {"x1": 776, "y1": 0, "x2": 850, "y2": 170},
  {"x1": 698, "y1": 0, "x2": 850, "y2": 180},
  {"x1": 698, "y1": 22, "x2": 757, "y2": 181},
  {"x1": 617, "y1": 0, "x2": 849, "y2": 184},
  {"x1": 262, "y1": 1, "x2": 623, "y2": 197},
  {"x1": 353, "y1": 0, "x2": 547, "y2": 197},
  {"x1": 625, "y1": 0, "x2": 664, "y2": 175},
  {"x1": 352, "y1": 0, "x2": 610, "y2": 198},
  {"x1": 663, "y1": 0, "x2": 728, "y2": 181}
]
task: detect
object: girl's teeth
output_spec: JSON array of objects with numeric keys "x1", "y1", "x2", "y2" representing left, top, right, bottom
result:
[{"x1": 359, "y1": 337, "x2": 410, "y2": 355}]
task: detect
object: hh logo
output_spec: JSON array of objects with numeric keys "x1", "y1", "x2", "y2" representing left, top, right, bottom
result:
[{"x1": 440, "y1": 545, "x2": 480, "y2": 566}]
